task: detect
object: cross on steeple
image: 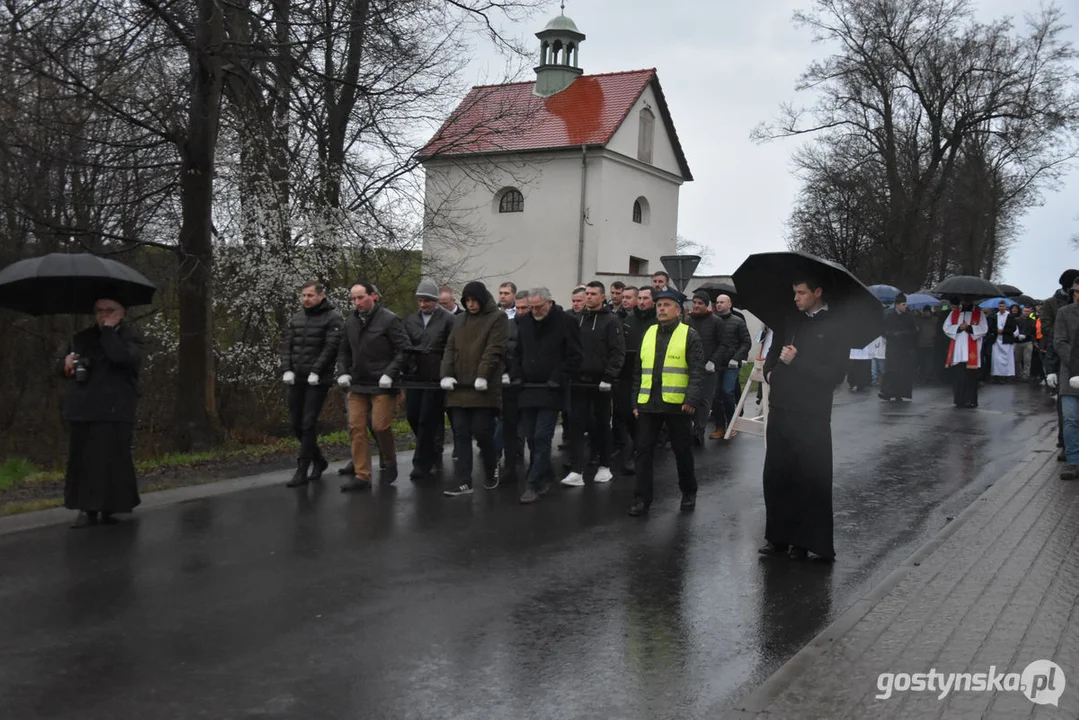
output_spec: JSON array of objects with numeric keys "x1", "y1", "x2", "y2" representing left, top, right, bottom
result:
[{"x1": 560, "y1": 0, "x2": 566, "y2": 13}]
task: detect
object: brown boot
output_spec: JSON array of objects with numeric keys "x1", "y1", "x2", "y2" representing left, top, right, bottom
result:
[{"x1": 709, "y1": 427, "x2": 726, "y2": 440}]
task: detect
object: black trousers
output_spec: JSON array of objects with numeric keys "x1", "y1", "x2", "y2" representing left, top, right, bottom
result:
[
  {"x1": 450, "y1": 407, "x2": 498, "y2": 488},
  {"x1": 288, "y1": 383, "x2": 330, "y2": 462},
  {"x1": 569, "y1": 386, "x2": 613, "y2": 472},
  {"x1": 949, "y1": 364, "x2": 979, "y2": 407},
  {"x1": 407, "y1": 388, "x2": 445, "y2": 472},
  {"x1": 500, "y1": 390, "x2": 521, "y2": 470},
  {"x1": 633, "y1": 411, "x2": 696, "y2": 506}
]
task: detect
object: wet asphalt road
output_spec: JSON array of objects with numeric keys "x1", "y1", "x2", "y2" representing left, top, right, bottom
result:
[{"x1": 0, "y1": 382, "x2": 1056, "y2": 719}]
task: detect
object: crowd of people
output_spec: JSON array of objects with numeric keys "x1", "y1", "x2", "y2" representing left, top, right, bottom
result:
[
  {"x1": 58, "y1": 265, "x2": 1079, "y2": 562},
  {"x1": 275, "y1": 271, "x2": 754, "y2": 516},
  {"x1": 849, "y1": 286, "x2": 1065, "y2": 411}
]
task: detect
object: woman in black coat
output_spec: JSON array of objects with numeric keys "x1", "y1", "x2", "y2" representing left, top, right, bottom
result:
[{"x1": 61, "y1": 296, "x2": 144, "y2": 528}]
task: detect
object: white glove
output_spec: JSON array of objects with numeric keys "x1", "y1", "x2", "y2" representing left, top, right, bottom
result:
[
  {"x1": 337, "y1": 374, "x2": 352, "y2": 389},
  {"x1": 282, "y1": 371, "x2": 295, "y2": 385},
  {"x1": 502, "y1": 373, "x2": 511, "y2": 385},
  {"x1": 441, "y1": 377, "x2": 457, "y2": 391},
  {"x1": 1071, "y1": 376, "x2": 1079, "y2": 390},
  {"x1": 705, "y1": 361, "x2": 715, "y2": 373},
  {"x1": 1047, "y1": 373, "x2": 1058, "y2": 389},
  {"x1": 1016, "y1": 335, "x2": 1026, "y2": 342},
  {"x1": 378, "y1": 374, "x2": 393, "y2": 389},
  {"x1": 474, "y1": 377, "x2": 488, "y2": 391},
  {"x1": 728, "y1": 359, "x2": 740, "y2": 369},
  {"x1": 307, "y1": 373, "x2": 319, "y2": 386},
  {"x1": 598, "y1": 381, "x2": 612, "y2": 392}
]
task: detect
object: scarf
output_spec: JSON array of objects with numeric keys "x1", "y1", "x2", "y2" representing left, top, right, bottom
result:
[{"x1": 947, "y1": 307, "x2": 981, "y2": 368}]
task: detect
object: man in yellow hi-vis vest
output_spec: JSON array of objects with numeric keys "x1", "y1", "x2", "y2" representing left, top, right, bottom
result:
[{"x1": 628, "y1": 289, "x2": 704, "y2": 516}]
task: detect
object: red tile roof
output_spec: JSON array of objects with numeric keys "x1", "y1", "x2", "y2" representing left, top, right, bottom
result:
[{"x1": 419, "y1": 69, "x2": 692, "y2": 180}]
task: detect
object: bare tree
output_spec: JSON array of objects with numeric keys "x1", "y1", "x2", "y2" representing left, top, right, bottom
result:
[{"x1": 758, "y1": 0, "x2": 1079, "y2": 288}]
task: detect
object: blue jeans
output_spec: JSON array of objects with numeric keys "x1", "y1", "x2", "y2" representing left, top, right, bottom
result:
[
  {"x1": 719, "y1": 367, "x2": 740, "y2": 427},
  {"x1": 519, "y1": 407, "x2": 558, "y2": 490},
  {"x1": 1062, "y1": 396, "x2": 1079, "y2": 465},
  {"x1": 871, "y1": 358, "x2": 885, "y2": 382}
]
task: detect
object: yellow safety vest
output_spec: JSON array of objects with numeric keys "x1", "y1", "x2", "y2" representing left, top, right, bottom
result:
[{"x1": 638, "y1": 322, "x2": 689, "y2": 405}]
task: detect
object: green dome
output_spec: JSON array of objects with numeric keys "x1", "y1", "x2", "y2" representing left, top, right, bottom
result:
[{"x1": 544, "y1": 14, "x2": 581, "y2": 33}]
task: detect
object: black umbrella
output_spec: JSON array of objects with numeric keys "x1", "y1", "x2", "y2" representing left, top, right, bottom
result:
[
  {"x1": 997, "y1": 283, "x2": 1022, "y2": 297},
  {"x1": 0, "y1": 253, "x2": 157, "y2": 315},
  {"x1": 732, "y1": 250, "x2": 883, "y2": 348},
  {"x1": 930, "y1": 275, "x2": 1002, "y2": 301},
  {"x1": 1016, "y1": 294, "x2": 1036, "y2": 308},
  {"x1": 691, "y1": 280, "x2": 738, "y2": 305}
]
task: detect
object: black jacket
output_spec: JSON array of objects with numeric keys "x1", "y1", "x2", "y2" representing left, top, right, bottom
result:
[
  {"x1": 714, "y1": 312, "x2": 751, "y2": 367},
  {"x1": 631, "y1": 318, "x2": 705, "y2": 414},
  {"x1": 337, "y1": 303, "x2": 411, "y2": 394},
  {"x1": 882, "y1": 310, "x2": 919, "y2": 360},
  {"x1": 764, "y1": 308, "x2": 848, "y2": 418},
  {"x1": 404, "y1": 305, "x2": 455, "y2": 382},
  {"x1": 686, "y1": 312, "x2": 722, "y2": 367},
  {"x1": 575, "y1": 305, "x2": 625, "y2": 383},
  {"x1": 512, "y1": 303, "x2": 583, "y2": 409},
  {"x1": 624, "y1": 306, "x2": 657, "y2": 354},
  {"x1": 62, "y1": 322, "x2": 144, "y2": 423},
  {"x1": 987, "y1": 311, "x2": 1018, "y2": 345},
  {"x1": 279, "y1": 298, "x2": 344, "y2": 385},
  {"x1": 1014, "y1": 313, "x2": 1035, "y2": 344}
]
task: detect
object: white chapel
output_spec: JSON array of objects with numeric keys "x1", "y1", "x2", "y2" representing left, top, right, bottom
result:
[{"x1": 419, "y1": 13, "x2": 693, "y2": 300}]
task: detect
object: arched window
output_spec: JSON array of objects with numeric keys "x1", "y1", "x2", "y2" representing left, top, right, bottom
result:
[
  {"x1": 637, "y1": 108, "x2": 655, "y2": 164},
  {"x1": 633, "y1": 196, "x2": 650, "y2": 225},
  {"x1": 498, "y1": 188, "x2": 524, "y2": 213}
]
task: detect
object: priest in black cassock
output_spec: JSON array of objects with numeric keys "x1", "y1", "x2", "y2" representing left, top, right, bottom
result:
[
  {"x1": 760, "y1": 277, "x2": 849, "y2": 561},
  {"x1": 879, "y1": 293, "x2": 919, "y2": 401}
]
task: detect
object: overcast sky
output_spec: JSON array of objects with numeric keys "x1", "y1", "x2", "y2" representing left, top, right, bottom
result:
[{"x1": 461, "y1": 0, "x2": 1079, "y2": 299}]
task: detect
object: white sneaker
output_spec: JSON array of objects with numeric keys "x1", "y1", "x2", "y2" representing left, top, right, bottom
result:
[
  {"x1": 594, "y1": 466, "x2": 613, "y2": 484},
  {"x1": 560, "y1": 471, "x2": 585, "y2": 487}
]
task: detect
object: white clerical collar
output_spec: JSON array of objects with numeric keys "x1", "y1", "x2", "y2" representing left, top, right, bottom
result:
[{"x1": 806, "y1": 303, "x2": 829, "y2": 317}]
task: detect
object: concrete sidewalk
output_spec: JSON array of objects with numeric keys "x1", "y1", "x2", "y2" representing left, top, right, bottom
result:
[{"x1": 723, "y1": 434, "x2": 1078, "y2": 719}]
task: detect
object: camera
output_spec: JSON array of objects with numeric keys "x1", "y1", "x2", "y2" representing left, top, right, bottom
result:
[{"x1": 74, "y1": 357, "x2": 91, "y2": 383}]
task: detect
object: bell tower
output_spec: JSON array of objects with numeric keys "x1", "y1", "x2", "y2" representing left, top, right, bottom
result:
[{"x1": 533, "y1": 11, "x2": 585, "y2": 98}]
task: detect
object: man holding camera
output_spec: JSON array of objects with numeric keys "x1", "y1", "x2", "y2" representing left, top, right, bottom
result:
[{"x1": 280, "y1": 281, "x2": 344, "y2": 487}]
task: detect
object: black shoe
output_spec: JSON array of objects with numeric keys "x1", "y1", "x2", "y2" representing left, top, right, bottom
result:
[
  {"x1": 381, "y1": 465, "x2": 398, "y2": 484},
  {"x1": 1060, "y1": 465, "x2": 1079, "y2": 480},
  {"x1": 680, "y1": 493, "x2": 696, "y2": 512},
  {"x1": 537, "y1": 482, "x2": 552, "y2": 496},
  {"x1": 1059, "y1": 450, "x2": 1067, "y2": 462},
  {"x1": 99, "y1": 512, "x2": 119, "y2": 525},
  {"x1": 70, "y1": 511, "x2": 99, "y2": 529},
  {"x1": 628, "y1": 499, "x2": 649, "y2": 517},
  {"x1": 758, "y1": 541, "x2": 788, "y2": 555},
  {"x1": 519, "y1": 488, "x2": 539, "y2": 504},
  {"x1": 287, "y1": 460, "x2": 310, "y2": 487},
  {"x1": 337, "y1": 461, "x2": 355, "y2": 476},
  {"x1": 309, "y1": 456, "x2": 329, "y2": 482},
  {"x1": 340, "y1": 478, "x2": 372, "y2": 492},
  {"x1": 484, "y1": 465, "x2": 499, "y2": 490},
  {"x1": 788, "y1": 546, "x2": 809, "y2": 560},
  {"x1": 443, "y1": 484, "x2": 474, "y2": 497},
  {"x1": 409, "y1": 466, "x2": 431, "y2": 480},
  {"x1": 621, "y1": 462, "x2": 635, "y2": 476}
]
